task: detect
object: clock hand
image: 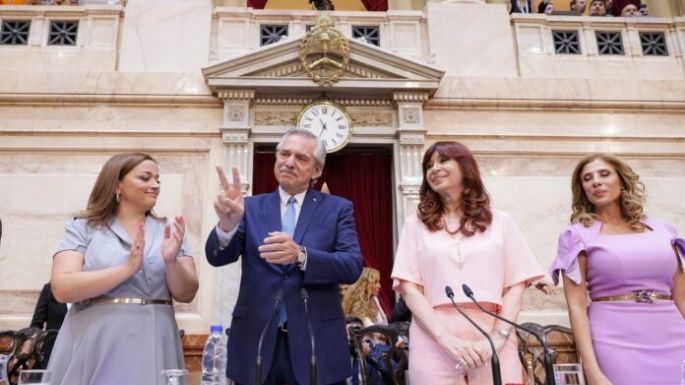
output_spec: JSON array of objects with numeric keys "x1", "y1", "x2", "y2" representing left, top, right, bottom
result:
[{"x1": 319, "y1": 119, "x2": 328, "y2": 132}]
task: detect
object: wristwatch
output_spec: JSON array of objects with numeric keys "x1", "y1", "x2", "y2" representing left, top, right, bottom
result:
[{"x1": 296, "y1": 245, "x2": 307, "y2": 266}]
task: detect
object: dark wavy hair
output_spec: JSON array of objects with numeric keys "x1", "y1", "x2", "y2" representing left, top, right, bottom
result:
[{"x1": 418, "y1": 141, "x2": 492, "y2": 237}]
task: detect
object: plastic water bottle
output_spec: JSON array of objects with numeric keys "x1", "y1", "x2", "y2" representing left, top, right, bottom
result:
[{"x1": 201, "y1": 325, "x2": 227, "y2": 385}]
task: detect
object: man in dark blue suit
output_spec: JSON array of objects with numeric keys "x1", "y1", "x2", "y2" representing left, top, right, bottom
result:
[{"x1": 206, "y1": 129, "x2": 363, "y2": 385}]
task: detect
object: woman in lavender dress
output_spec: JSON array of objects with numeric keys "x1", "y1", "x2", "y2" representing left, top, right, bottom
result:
[{"x1": 549, "y1": 154, "x2": 685, "y2": 385}]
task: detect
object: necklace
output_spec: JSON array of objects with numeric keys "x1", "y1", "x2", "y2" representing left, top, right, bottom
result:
[{"x1": 443, "y1": 217, "x2": 466, "y2": 268}]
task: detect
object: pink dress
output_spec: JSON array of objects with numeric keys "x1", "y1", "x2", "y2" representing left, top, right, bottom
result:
[
  {"x1": 392, "y1": 210, "x2": 544, "y2": 385},
  {"x1": 549, "y1": 217, "x2": 685, "y2": 385}
]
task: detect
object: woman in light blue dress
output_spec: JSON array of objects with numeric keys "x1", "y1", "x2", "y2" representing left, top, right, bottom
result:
[{"x1": 48, "y1": 153, "x2": 199, "y2": 385}]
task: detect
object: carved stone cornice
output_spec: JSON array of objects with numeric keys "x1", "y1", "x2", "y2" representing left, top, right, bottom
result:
[
  {"x1": 393, "y1": 92, "x2": 431, "y2": 103},
  {"x1": 220, "y1": 127, "x2": 250, "y2": 144},
  {"x1": 254, "y1": 97, "x2": 392, "y2": 106},
  {"x1": 217, "y1": 90, "x2": 255, "y2": 101},
  {"x1": 399, "y1": 184, "x2": 421, "y2": 195}
]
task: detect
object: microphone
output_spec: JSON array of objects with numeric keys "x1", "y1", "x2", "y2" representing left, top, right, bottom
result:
[
  {"x1": 445, "y1": 286, "x2": 502, "y2": 385},
  {"x1": 462, "y1": 284, "x2": 556, "y2": 385},
  {"x1": 255, "y1": 288, "x2": 284, "y2": 385},
  {"x1": 300, "y1": 288, "x2": 318, "y2": 385}
]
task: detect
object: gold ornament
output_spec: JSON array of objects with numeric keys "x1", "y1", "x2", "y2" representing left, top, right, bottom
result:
[{"x1": 299, "y1": 15, "x2": 350, "y2": 86}]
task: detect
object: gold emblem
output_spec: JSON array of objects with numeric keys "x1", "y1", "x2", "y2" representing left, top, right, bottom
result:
[{"x1": 299, "y1": 15, "x2": 350, "y2": 86}]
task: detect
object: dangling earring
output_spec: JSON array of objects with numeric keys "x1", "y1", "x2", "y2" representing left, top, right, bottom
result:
[{"x1": 115, "y1": 192, "x2": 120, "y2": 203}]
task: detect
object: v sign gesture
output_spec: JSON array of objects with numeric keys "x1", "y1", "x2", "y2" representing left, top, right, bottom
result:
[{"x1": 214, "y1": 166, "x2": 245, "y2": 233}]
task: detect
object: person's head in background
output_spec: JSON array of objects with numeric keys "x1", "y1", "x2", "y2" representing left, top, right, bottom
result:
[
  {"x1": 605, "y1": 0, "x2": 614, "y2": 13},
  {"x1": 538, "y1": 0, "x2": 554, "y2": 14},
  {"x1": 620, "y1": 3, "x2": 641, "y2": 16},
  {"x1": 570, "y1": 0, "x2": 587, "y2": 14},
  {"x1": 639, "y1": 2, "x2": 647, "y2": 15},
  {"x1": 589, "y1": 0, "x2": 607, "y2": 16}
]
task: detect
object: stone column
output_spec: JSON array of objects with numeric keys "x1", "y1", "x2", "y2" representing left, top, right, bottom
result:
[
  {"x1": 215, "y1": 89, "x2": 254, "y2": 324},
  {"x1": 393, "y1": 92, "x2": 429, "y2": 227},
  {"x1": 218, "y1": 90, "x2": 254, "y2": 194}
]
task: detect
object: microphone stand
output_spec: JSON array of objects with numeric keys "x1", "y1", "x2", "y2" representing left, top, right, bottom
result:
[
  {"x1": 300, "y1": 288, "x2": 318, "y2": 385},
  {"x1": 462, "y1": 284, "x2": 556, "y2": 385},
  {"x1": 445, "y1": 286, "x2": 502, "y2": 385},
  {"x1": 255, "y1": 289, "x2": 284, "y2": 385}
]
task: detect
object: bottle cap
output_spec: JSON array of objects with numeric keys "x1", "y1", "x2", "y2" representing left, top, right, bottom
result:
[{"x1": 210, "y1": 324, "x2": 223, "y2": 333}]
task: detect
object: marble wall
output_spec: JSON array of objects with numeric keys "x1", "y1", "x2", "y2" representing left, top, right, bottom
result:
[{"x1": 1, "y1": 1, "x2": 684, "y2": 332}]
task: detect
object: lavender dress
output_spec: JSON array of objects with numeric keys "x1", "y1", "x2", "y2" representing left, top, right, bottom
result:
[{"x1": 549, "y1": 217, "x2": 685, "y2": 385}]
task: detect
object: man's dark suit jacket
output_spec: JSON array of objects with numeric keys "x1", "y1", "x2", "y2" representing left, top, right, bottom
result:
[
  {"x1": 30, "y1": 282, "x2": 67, "y2": 331},
  {"x1": 206, "y1": 188, "x2": 363, "y2": 385},
  {"x1": 30, "y1": 282, "x2": 67, "y2": 369}
]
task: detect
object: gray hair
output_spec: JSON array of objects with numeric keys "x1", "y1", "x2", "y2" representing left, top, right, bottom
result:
[{"x1": 276, "y1": 129, "x2": 327, "y2": 168}]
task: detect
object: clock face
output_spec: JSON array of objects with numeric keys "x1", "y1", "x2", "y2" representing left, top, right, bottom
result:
[{"x1": 296, "y1": 101, "x2": 351, "y2": 153}]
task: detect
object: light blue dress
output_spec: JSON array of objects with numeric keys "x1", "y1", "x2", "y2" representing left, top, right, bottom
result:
[{"x1": 48, "y1": 215, "x2": 190, "y2": 385}]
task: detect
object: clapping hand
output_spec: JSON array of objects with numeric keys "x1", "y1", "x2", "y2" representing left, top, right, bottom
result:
[
  {"x1": 127, "y1": 222, "x2": 145, "y2": 274},
  {"x1": 213, "y1": 166, "x2": 244, "y2": 233},
  {"x1": 162, "y1": 216, "x2": 185, "y2": 264}
]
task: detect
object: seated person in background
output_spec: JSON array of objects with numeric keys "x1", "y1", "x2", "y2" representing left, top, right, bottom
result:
[
  {"x1": 343, "y1": 267, "x2": 388, "y2": 327},
  {"x1": 620, "y1": 2, "x2": 641, "y2": 16},
  {"x1": 346, "y1": 317, "x2": 385, "y2": 385},
  {"x1": 589, "y1": 0, "x2": 607, "y2": 16},
  {"x1": 538, "y1": 1, "x2": 555, "y2": 14},
  {"x1": 509, "y1": 0, "x2": 532, "y2": 13},
  {"x1": 612, "y1": 0, "x2": 640, "y2": 15},
  {"x1": 570, "y1": 0, "x2": 586, "y2": 14},
  {"x1": 29, "y1": 282, "x2": 68, "y2": 369},
  {"x1": 605, "y1": 0, "x2": 615, "y2": 15},
  {"x1": 389, "y1": 295, "x2": 411, "y2": 324}
]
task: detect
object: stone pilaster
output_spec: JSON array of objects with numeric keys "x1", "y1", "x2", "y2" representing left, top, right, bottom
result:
[
  {"x1": 218, "y1": 89, "x2": 255, "y2": 195},
  {"x1": 394, "y1": 91, "x2": 429, "y2": 223}
]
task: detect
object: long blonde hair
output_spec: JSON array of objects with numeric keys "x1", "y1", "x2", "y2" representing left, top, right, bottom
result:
[
  {"x1": 79, "y1": 153, "x2": 157, "y2": 227},
  {"x1": 342, "y1": 267, "x2": 381, "y2": 322},
  {"x1": 570, "y1": 154, "x2": 645, "y2": 230}
]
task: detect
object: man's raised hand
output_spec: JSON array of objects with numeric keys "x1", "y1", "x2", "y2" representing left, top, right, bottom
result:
[{"x1": 213, "y1": 166, "x2": 245, "y2": 233}]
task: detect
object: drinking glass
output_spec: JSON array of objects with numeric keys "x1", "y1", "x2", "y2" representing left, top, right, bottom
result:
[
  {"x1": 0, "y1": 354, "x2": 9, "y2": 385},
  {"x1": 161, "y1": 369, "x2": 187, "y2": 385},
  {"x1": 553, "y1": 364, "x2": 585, "y2": 385},
  {"x1": 17, "y1": 369, "x2": 51, "y2": 385}
]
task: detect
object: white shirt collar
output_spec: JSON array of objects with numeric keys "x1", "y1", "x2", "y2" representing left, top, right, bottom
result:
[{"x1": 278, "y1": 186, "x2": 307, "y2": 206}]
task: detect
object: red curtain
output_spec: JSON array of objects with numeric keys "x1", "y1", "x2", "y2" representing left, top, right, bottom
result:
[
  {"x1": 360, "y1": 0, "x2": 388, "y2": 11},
  {"x1": 247, "y1": 0, "x2": 268, "y2": 9},
  {"x1": 253, "y1": 148, "x2": 395, "y2": 316}
]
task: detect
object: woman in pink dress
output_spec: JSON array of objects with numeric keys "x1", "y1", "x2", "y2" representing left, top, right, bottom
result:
[
  {"x1": 391, "y1": 141, "x2": 544, "y2": 385},
  {"x1": 549, "y1": 154, "x2": 685, "y2": 385}
]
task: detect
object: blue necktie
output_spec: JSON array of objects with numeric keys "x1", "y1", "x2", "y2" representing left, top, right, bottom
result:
[
  {"x1": 277, "y1": 196, "x2": 296, "y2": 327},
  {"x1": 282, "y1": 196, "x2": 296, "y2": 238}
]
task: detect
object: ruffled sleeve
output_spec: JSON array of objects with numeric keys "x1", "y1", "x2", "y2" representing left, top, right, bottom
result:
[
  {"x1": 548, "y1": 225, "x2": 585, "y2": 286},
  {"x1": 658, "y1": 218, "x2": 685, "y2": 272}
]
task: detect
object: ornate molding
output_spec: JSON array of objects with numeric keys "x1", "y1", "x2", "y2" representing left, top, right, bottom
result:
[
  {"x1": 220, "y1": 128, "x2": 250, "y2": 144},
  {"x1": 393, "y1": 92, "x2": 430, "y2": 103},
  {"x1": 398, "y1": 132, "x2": 426, "y2": 144},
  {"x1": 217, "y1": 90, "x2": 255, "y2": 101},
  {"x1": 352, "y1": 111, "x2": 393, "y2": 127},
  {"x1": 254, "y1": 111, "x2": 298, "y2": 125},
  {"x1": 254, "y1": 98, "x2": 392, "y2": 107}
]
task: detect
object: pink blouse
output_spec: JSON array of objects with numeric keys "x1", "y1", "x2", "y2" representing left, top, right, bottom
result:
[{"x1": 392, "y1": 209, "x2": 543, "y2": 307}]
